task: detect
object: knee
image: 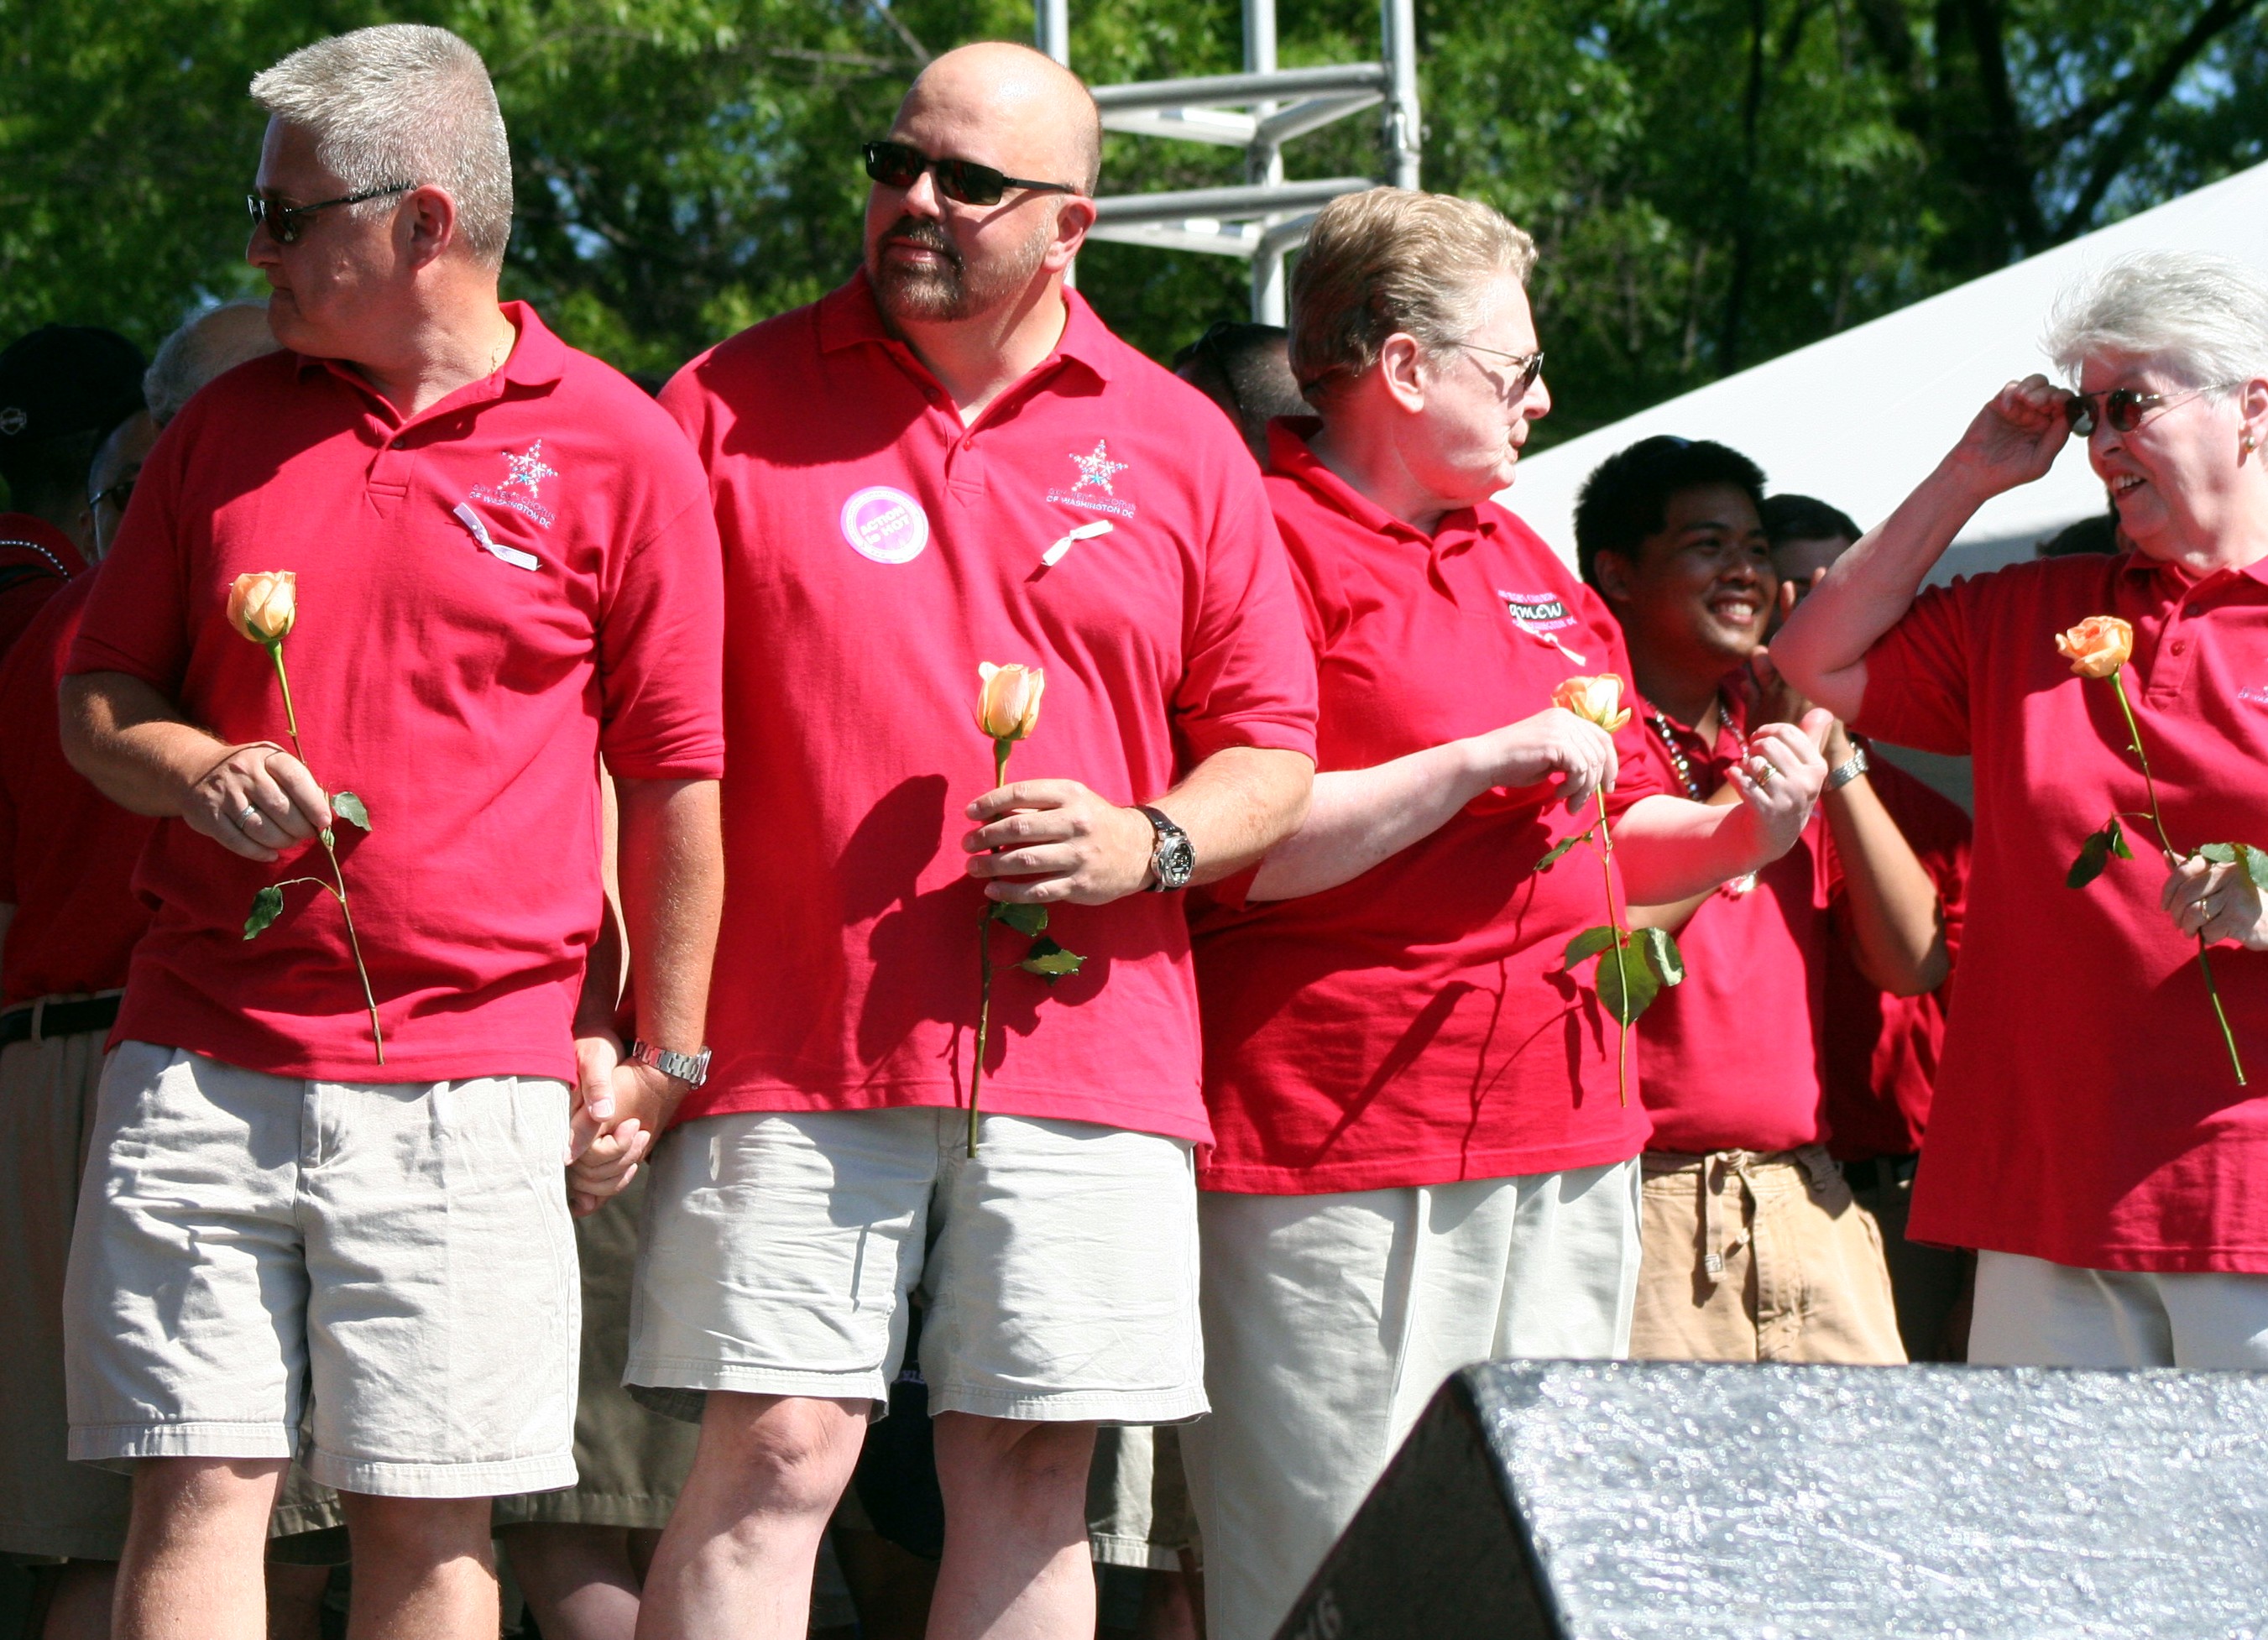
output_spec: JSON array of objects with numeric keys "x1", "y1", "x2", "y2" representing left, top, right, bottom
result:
[
  {"x1": 934, "y1": 1416, "x2": 1095, "y2": 1510},
  {"x1": 697, "y1": 1393, "x2": 865, "y2": 1521},
  {"x1": 342, "y1": 1495, "x2": 495, "y2": 1570},
  {"x1": 130, "y1": 1457, "x2": 286, "y2": 1543}
]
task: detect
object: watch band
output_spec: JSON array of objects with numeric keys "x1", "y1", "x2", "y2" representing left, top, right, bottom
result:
[
  {"x1": 629, "y1": 1039, "x2": 711, "y2": 1088},
  {"x1": 1826, "y1": 744, "x2": 1871, "y2": 791}
]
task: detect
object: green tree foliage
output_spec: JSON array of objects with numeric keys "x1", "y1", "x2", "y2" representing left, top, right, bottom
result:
[{"x1": 5, "y1": 0, "x2": 2265, "y2": 443}]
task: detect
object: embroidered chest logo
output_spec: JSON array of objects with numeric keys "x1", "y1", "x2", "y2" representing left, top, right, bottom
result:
[
  {"x1": 1499, "y1": 589, "x2": 1588, "y2": 665},
  {"x1": 1045, "y1": 439, "x2": 1137, "y2": 520},
  {"x1": 468, "y1": 440, "x2": 559, "y2": 529}
]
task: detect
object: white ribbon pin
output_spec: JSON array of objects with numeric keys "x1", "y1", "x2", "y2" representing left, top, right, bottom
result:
[
  {"x1": 454, "y1": 502, "x2": 540, "y2": 571},
  {"x1": 1042, "y1": 519, "x2": 1114, "y2": 567}
]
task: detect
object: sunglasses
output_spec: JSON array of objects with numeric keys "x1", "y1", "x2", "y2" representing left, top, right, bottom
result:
[
  {"x1": 245, "y1": 181, "x2": 418, "y2": 245},
  {"x1": 1457, "y1": 341, "x2": 1546, "y2": 402},
  {"x1": 2062, "y1": 383, "x2": 2234, "y2": 436},
  {"x1": 862, "y1": 140, "x2": 1080, "y2": 206}
]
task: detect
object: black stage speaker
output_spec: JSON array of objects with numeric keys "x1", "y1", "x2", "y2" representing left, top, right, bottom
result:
[{"x1": 1272, "y1": 1359, "x2": 2268, "y2": 1639}]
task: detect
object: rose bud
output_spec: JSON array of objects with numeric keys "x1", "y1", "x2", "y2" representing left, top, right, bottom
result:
[
  {"x1": 227, "y1": 571, "x2": 298, "y2": 645},
  {"x1": 976, "y1": 661, "x2": 1046, "y2": 741},
  {"x1": 2055, "y1": 615, "x2": 2134, "y2": 679},
  {"x1": 1551, "y1": 672, "x2": 1633, "y2": 733}
]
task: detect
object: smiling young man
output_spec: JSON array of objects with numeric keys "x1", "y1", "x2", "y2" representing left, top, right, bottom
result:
[
  {"x1": 631, "y1": 40, "x2": 1316, "y2": 1640},
  {"x1": 55, "y1": 27, "x2": 724, "y2": 1639},
  {"x1": 1577, "y1": 436, "x2": 1944, "y2": 1366}
]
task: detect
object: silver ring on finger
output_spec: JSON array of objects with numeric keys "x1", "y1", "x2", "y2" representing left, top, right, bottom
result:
[{"x1": 238, "y1": 803, "x2": 264, "y2": 828}]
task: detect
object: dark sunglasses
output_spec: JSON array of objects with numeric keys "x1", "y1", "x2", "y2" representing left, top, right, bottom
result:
[
  {"x1": 861, "y1": 140, "x2": 1079, "y2": 206},
  {"x1": 1457, "y1": 341, "x2": 1546, "y2": 401},
  {"x1": 89, "y1": 477, "x2": 136, "y2": 513},
  {"x1": 2062, "y1": 383, "x2": 2232, "y2": 436},
  {"x1": 245, "y1": 181, "x2": 418, "y2": 245}
]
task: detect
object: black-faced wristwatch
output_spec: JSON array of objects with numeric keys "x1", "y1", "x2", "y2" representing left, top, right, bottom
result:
[
  {"x1": 1140, "y1": 805, "x2": 1196, "y2": 891},
  {"x1": 629, "y1": 1040, "x2": 712, "y2": 1088}
]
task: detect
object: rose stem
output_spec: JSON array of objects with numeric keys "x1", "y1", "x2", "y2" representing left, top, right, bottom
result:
[
  {"x1": 2111, "y1": 669, "x2": 2243, "y2": 1084},
  {"x1": 1595, "y1": 788, "x2": 1631, "y2": 1107},
  {"x1": 969, "y1": 736, "x2": 1012, "y2": 1157},
  {"x1": 269, "y1": 641, "x2": 385, "y2": 1064}
]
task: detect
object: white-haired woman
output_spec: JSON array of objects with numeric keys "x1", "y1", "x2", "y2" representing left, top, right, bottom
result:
[
  {"x1": 1182, "y1": 187, "x2": 1831, "y2": 1640},
  {"x1": 1775, "y1": 251, "x2": 2268, "y2": 1369}
]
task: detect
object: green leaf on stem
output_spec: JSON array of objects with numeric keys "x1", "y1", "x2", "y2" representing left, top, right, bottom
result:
[
  {"x1": 2199, "y1": 841, "x2": 2268, "y2": 891},
  {"x1": 994, "y1": 901, "x2": 1049, "y2": 937},
  {"x1": 1638, "y1": 925, "x2": 1686, "y2": 988},
  {"x1": 332, "y1": 791, "x2": 372, "y2": 832},
  {"x1": 1591, "y1": 933, "x2": 1663, "y2": 1026},
  {"x1": 243, "y1": 885, "x2": 285, "y2": 939},
  {"x1": 2067, "y1": 821, "x2": 2126, "y2": 889},
  {"x1": 1564, "y1": 926, "x2": 1619, "y2": 968},
  {"x1": 1534, "y1": 828, "x2": 1596, "y2": 873},
  {"x1": 1017, "y1": 936, "x2": 1085, "y2": 982}
]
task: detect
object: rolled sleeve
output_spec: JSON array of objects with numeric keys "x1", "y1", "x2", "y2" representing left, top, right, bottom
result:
[{"x1": 1851, "y1": 579, "x2": 1978, "y2": 755}]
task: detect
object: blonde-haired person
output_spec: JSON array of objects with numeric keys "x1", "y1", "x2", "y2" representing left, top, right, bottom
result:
[
  {"x1": 57, "y1": 24, "x2": 726, "y2": 1640},
  {"x1": 1774, "y1": 250, "x2": 2268, "y2": 1369},
  {"x1": 1182, "y1": 186, "x2": 1832, "y2": 1640}
]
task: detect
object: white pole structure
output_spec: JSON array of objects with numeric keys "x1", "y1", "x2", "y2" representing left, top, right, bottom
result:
[
  {"x1": 1037, "y1": 0, "x2": 1070, "y2": 64},
  {"x1": 1382, "y1": 0, "x2": 1420, "y2": 190},
  {"x1": 1244, "y1": 0, "x2": 1287, "y2": 321}
]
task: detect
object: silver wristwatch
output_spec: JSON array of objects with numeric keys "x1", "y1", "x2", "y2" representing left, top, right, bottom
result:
[
  {"x1": 1140, "y1": 806, "x2": 1196, "y2": 891},
  {"x1": 1826, "y1": 744, "x2": 1870, "y2": 791},
  {"x1": 629, "y1": 1039, "x2": 711, "y2": 1088}
]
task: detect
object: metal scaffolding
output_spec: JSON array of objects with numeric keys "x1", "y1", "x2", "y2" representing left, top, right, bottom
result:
[{"x1": 1038, "y1": 0, "x2": 1419, "y2": 322}]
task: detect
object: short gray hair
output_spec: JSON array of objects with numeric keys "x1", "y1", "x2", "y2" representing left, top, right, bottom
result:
[
  {"x1": 1289, "y1": 187, "x2": 1538, "y2": 406},
  {"x1": 144, "y1": 300, "x2": 280, "y2": 426},
  {"x1": 2042, "y1": 251, "x2": 2268, "y2": 394},
  {"x1": 250, "y1": 24, "x2": 513, "y2": 266}
]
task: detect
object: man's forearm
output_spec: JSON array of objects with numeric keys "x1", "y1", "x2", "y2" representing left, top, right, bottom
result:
[
  {"x1": 60, "y1": 672, "x2": 230, "y2": 816},
  {"x1": 1158, "y1": 745, "x2": 1314, "y2": 885},
  {"x1": 614, "y1": 776, "x2": 724, "y2": 1072}
]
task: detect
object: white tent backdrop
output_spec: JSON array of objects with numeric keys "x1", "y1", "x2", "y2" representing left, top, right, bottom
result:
[{"x1": 1503, "y1": 159, "x2": 2268, "y2": 583}]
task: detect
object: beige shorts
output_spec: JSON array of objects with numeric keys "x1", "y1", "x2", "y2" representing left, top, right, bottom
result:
[
  {"x1": 1182, "y1": 1161, "x2": 1642, "y2": 1640},
  {"x1": 65, "y1": 1041, "x2": 581, "y2": 1498},
  {"x1": 1969, "y1": 1251, "x2": 2268, "y2": 1369},
  {"x1": 628, "y1": 1107, "x2": 1205, "y2": 1423},
  {"x1": 493, "y1": 1171, "x2": 699, "y2": 1531},
  {"x1": 1630, "y1": 1146, "x2": 1905, "y2": 1365}
]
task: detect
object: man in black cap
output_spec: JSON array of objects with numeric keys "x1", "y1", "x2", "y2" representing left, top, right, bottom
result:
[{"x1": 0, "y1": 324, "x2": 147, "y2": 657}]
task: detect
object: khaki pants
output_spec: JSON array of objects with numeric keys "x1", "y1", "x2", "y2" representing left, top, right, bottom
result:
[{"x1": 1632, "y1": 1146, "x2": 1905, "y2": 1364}]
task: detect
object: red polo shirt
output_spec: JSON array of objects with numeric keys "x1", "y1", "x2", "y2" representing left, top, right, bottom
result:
[
  {"x1": 1854, "y1": 550, "x2": 2268, "y2": 1272},
  {"x1": 67, "y1": 304, "x2": 724, "y2": 1084},
  {"x1": 0, "y1": 572, "x2": 154, "y2": 1007},
  {"x1": 1820, "y1": 755, "x2": 1970, "y2": 1160},
  {"x1": 661, "y1": 274, "x2": 1315, "y2": 1142},
  {"x1": 0, "y1": 512, "x2": 82, "y2": 659},
  {"x1": 1189, "y1": 422, "x2": 1661, "y2": 1193},
  {"x1": 1630, "y1": 692, "x2": 1830, "y2": 1154}
]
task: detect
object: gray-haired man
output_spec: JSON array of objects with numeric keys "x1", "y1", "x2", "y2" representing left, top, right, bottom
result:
[{"x1": 57, "y1": 26, "x2": 725, "y2": 1639}]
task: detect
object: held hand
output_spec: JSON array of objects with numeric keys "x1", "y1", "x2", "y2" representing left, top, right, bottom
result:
[
  {"x1": 2162, "y1": 854, "x2": 2268, "y2": 950},
  {"x1": 567, "y1": 1118, "x2": 650, "y2": 1218},
  {"x1": 1467, "y1": 708, "x2": 1619, "y2": 816},
  {"x1": 183, "y1": 743, "x2": 332, "y2": 863},
  {"x1": 962, "y1": 779, "x2": 1157, "y2": 905},
  {"x1": 1727, "y1": 709, "x2": 1833, "y2": 857},
  {"x1": 1750, "y1": 645, "x2": 1853, "y2": 767},
  {"x1": 1946, "y1": 373, "x2": 2070, "y2": 496}
]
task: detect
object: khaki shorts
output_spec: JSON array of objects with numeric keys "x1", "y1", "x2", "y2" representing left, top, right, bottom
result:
[
  {"x1": 1182, "y1": 1161, "x2": 1642, "y2": 1640},
  {"x1": 1630, "y1": 1145, "x2": 1905, "y2": 1365},
  {"x1": 494, "y1": 1172, "x2": 699, "y2": 1531},
  {"x1": 65, "y1": 1042, "x2": 580, "y2": 1498},
  {"x1": 628, "y1": 1108, "x2": 1205, "y2": 1423}
]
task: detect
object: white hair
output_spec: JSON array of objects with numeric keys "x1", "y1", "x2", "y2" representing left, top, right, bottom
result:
[
  {"x1": 249, "y1": 24, "x2": 513, "y2": 266},
  {"x1": 144, "y1": 300, "x2": 280, "y2": 426},
  {"x1": 2042, "y1": 251, "x2": 2268, "y2": 395}
]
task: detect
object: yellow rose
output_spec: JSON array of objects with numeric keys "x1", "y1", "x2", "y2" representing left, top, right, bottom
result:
[
  {"x1": 2056, "y1": 614, "x2": 2133, "y2": 679},
  {"x1": 976, "y1": 661, "x2": 1045, "y2": 741},
  {"x1": 1551, "y1": 672, "x2": 1633, "y2": 733},
  {"x1": 227, "y1": 571, "x2": 297, "y2": 645}
]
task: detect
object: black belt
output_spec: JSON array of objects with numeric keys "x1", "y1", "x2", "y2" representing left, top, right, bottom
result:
[
  {"x1": 1841, "y1": 1154, "x2": 1920, "y2": 1194},
  {"x1": 0, "y1": 995, "x2": 123, "y2": 1047}
]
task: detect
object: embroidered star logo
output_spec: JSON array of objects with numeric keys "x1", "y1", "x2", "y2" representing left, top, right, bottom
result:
[
  {"x1": 1069, "y1": 440, "x2": 1127, "y2": 495},
  {"x1": 501, "y1": 441, "x2": 558, "y2": 500}
]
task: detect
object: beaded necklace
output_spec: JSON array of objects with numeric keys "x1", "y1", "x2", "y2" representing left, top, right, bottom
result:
[{"x1": 1646, "y1": 697, "x2": 1756, "y2": 896}]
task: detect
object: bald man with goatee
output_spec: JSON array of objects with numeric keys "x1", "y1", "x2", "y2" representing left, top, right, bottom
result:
[{"x1": 631, "y1": 40, "x2": 1318, "y2": 1639}]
